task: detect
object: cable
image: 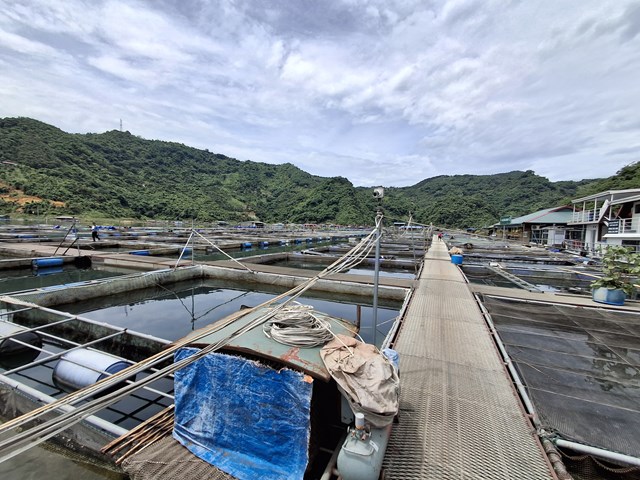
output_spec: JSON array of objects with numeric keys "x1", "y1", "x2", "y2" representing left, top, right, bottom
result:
[
  {"x1": 0, "y1": 224, "x2": 381, "y2": 460},
  {"x1": 262, "y1": 304, "x2": 334, "y2": 347},
  {"x1": 189, "y1": 229, "x2": 254, "y2": 273},
  {"x1": 322, "y1": 217, "x2": 380, "y2": 276}
]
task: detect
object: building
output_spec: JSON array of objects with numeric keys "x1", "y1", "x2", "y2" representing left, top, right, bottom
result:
[
  {"x1": 492, "y1": 206, "x2": 573, "y2": 246},
  {"x1": 568, "y1": 189, "x2": 640, "y2": 254}
]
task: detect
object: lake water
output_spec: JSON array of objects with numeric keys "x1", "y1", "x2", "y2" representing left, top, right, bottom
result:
[
  {"x1": 267, "y1": 259, "x2": 415, "y2": 279},
  {"x1": 0, "y1": 266, "x2": 123, "y2": 295},
  {"x1": 461, "y1": 264, "x2": 595, "y2": 294},
  {"x1": 189, "y1": 240, "x2": 335, "y2": 262},
  {"x1": 2, "y1": 276, "x2": 402, "y2": 479},
  {"x1": 58, "y1": 278, "x2": 401, "y2": 345}
]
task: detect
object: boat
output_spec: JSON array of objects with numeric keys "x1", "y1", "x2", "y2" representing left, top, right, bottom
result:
[
  {"x1": 0, "y1": 224, "x2": 402, "y2": 478},
  {"x1": 102, "y1": 302, "x2": 400, "y2": 480}
]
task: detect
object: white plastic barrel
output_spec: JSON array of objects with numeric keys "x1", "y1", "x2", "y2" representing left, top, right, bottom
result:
[{"x1": 53, "y1": 348, "x2": 133, "y2": 392}]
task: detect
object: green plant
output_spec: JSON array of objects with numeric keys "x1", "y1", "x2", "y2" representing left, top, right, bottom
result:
[{"x1": 591, "y1": 245, "x2": 640, "y2": 296}]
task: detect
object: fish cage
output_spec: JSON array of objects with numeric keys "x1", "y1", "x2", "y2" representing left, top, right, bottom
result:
[{"x1": 478, "y1": 293, "x2": 640, "y2": 479}]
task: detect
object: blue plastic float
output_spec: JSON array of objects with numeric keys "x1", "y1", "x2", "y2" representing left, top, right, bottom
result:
[{"x1": 33, "y1": 257, "x2": 64, "y2": 268}]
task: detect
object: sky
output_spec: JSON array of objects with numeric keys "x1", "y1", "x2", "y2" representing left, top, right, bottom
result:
[{"x1": 1, "y1": 0, "x2": 639, "y2": 187}]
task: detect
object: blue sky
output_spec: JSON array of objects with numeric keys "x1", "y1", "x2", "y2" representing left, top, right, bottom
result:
[{"x1": 1, "y1": 0, "x2": 639, "y2": 186}]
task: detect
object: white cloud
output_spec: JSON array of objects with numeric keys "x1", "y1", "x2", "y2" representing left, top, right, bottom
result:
[
  {"x1": 0, "y1": 0, "x2": 638, "y2": 187},
  {"x1": 0, "y1": 29, "x2": 59, "y2": 56}
]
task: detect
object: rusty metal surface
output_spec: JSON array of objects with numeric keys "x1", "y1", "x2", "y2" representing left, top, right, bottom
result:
[
  {"x1": 185, "y1": 307, "x2": 357, "y2": 382},
  {"x1": 121, "y1": 436, "x2": 235, "y2": 480}
]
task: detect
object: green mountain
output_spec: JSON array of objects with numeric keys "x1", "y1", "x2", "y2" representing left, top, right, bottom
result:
[
  {"x1": 375, "y1": 171, "x2": 594, "y2": 228},
  {"x1": 0, "y1": 117, "x2": 373, "y2": 224},
  {"x1": 0, "y1": 117, "x2": 635, "y2": 228},
  {"x1": 573, "y1": 161, "x2": 640, "y2": 196}
]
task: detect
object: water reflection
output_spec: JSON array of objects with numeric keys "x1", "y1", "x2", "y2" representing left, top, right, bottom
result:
[
  {"x1": 58, "y1": 278, "x2": 401, "y2": 346},
  {"x1": 483, "y1": 295, "x2": 640, "y2": 457},
  {"x1": 0, "y1": 266, "x2": 121, "y2": 295}
]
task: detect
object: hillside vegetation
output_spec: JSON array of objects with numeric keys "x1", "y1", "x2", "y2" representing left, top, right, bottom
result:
[{"x1": 0, "y1": 117, "x2": 635, "y2": 228}]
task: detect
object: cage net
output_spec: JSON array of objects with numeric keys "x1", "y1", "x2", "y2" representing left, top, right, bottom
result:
[
  {"x1": 558, "y1": 447, "x2": 640, "y2": 480},
  {"x1": 480, "y1": 295, "x2": 640, "y2": 479}
]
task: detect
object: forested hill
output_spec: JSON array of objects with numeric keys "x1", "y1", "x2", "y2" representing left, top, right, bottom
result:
[
  {"x1": 0, "y1": 117, "x2": 634, "y2": 228},
  {"x1": 0, "y1": 117, "x2": 374, "y2": 224},
  {"x1": 373, "y1": 172, "x2": 593, "y2": 228}
]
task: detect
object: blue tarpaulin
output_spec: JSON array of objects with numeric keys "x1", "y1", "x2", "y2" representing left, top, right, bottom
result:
[{"x1": 173, "y1": 348, "x2": 313, "y2": 480}]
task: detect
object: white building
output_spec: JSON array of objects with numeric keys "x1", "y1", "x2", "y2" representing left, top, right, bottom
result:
[{"x1": 568, "y1": 189, "x2": 640, "y2": 254}]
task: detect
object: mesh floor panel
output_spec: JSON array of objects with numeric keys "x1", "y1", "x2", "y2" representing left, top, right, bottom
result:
[
  {"x1": 121, "y1": 436, "x2": 235, "y2": 480},
  {"x1": 383, "y1": 239, "x2": 554, "y2": 479}
]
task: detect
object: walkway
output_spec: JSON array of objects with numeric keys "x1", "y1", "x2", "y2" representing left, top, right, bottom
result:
[
  {"x1": 0, "y1": 243, "x2": 413, "y2": 289},
  {"x1": 382, "y1": 237, "x2": 555, "y2": 479},
  {"x1": 203, "y1": 259, "x2": 414, "y2": 289}
]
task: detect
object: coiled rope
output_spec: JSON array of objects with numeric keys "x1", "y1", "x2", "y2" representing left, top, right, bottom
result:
[{"x1": 262, "y1": 303, "x2": 334, "y2": 347}]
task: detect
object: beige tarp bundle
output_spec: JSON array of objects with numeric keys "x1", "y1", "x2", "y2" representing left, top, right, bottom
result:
[{"x1": 320, "y1": 335, "x2": 399, "y2": 427}]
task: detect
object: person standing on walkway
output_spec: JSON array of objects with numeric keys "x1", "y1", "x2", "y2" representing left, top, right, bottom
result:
[{"x1": 91, "y1": 223, "x2": 100, "y2": 241}]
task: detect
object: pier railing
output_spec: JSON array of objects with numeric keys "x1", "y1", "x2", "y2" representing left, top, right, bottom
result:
[
  {"x1": 565, "y1": 239, "x2": 640, "y2": 255},
  {"x1": 569, "y1": 211, "x2": 596, "y2": 223},
  {"x1": 607, "y1": 218, "x2": 638, "y2": 235}
]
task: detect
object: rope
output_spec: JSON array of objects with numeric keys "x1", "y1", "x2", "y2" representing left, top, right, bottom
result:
[
  {"x1": 190, "y1": 229, "x2": 254, "y2": 273},
  {"x1": 173, "y1": 229, "x2": 195, "y2": 269},
  {"x1": 0, "y1": 224, "x2": 382, "y2": 461},
  {"x1": 262, "y1": 304, "x2": 334, "y2": 347}
]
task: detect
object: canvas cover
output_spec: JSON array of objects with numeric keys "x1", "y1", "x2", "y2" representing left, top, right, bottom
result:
[
  {"x1": 172, "y1": 348, "x2": 313, "y2": 480},
  {"x1": 320, "y1": 335, "x2": 400, "y2": 427}
]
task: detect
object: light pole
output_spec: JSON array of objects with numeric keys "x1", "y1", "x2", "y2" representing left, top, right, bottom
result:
[{"x1": 372, "y1": 187, "x2": 384, "y2": 346}]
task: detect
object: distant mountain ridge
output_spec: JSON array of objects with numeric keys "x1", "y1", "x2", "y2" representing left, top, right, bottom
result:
[{"x1": 0, "y1": 117, "x2": 635, "y2": 228}]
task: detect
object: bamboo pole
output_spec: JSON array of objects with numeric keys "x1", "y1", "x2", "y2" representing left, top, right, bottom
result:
[{"x1": 0, "y1": 226, "x2": 380, "y2": 461}]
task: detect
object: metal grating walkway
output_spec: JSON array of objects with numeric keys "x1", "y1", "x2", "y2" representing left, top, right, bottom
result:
[{"x1": 382, "y1": 237, "x2": 555, "y2": 479}]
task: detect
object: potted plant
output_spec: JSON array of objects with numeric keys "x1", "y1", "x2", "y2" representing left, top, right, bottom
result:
[{"x1": 591, "y1": 245, "x2": 640, "y2": 305}]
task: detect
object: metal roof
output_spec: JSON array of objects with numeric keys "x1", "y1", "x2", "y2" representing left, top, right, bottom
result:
[
  {"x1": 500, "y1": 206, "x2": 573, "y2": 226},
  {"x1": 611, "y1": 193, "x2": 640, "y2": 206},
  {"x1": 571, "y1": 188, "x2": 640, "y2": 204}
]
